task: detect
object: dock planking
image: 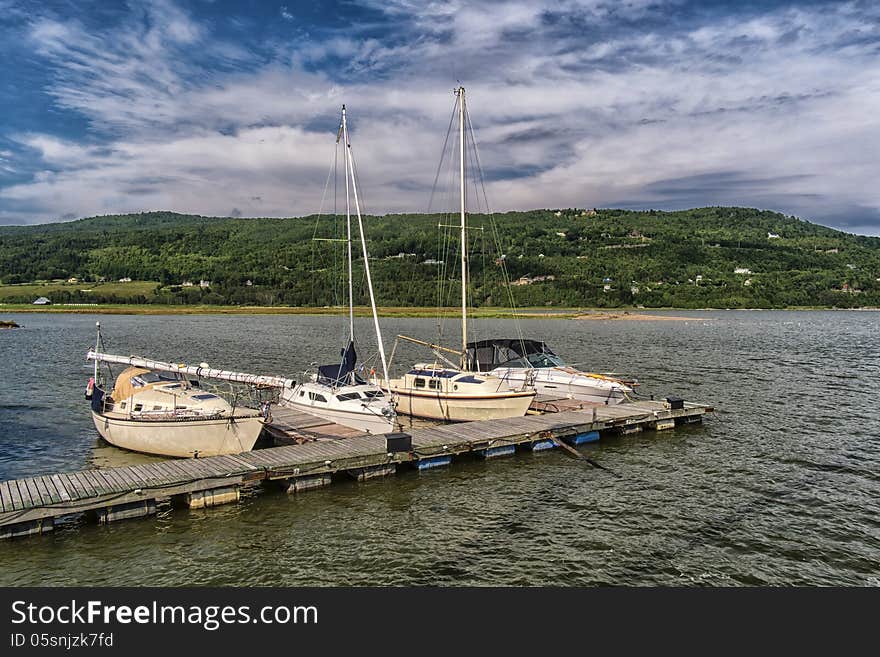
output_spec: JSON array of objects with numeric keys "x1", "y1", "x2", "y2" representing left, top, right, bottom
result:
[{"x1": 1, "y1": 398, "x2": 712, "y2": 537}]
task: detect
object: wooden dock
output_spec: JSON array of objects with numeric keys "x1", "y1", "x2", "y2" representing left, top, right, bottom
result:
[
  {"x1": 0, "y1": 399, "x2": 711, "y2": 539},
  {"x1": 262, "y1": 406, "x2": 367, "y2": 443}
]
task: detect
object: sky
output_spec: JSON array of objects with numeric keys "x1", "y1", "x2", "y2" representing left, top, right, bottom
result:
[{"x1": 0, "y1": 0, "x2": 878, "y2": 234}]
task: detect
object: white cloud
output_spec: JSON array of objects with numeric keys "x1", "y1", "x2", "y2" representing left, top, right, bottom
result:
[{"x1": 2, "y1": 0, "x2": 880, "y2": 232}]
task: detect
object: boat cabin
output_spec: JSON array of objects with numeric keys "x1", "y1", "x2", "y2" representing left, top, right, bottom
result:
[
  {"x1": 401, "y1": 364, "x2": 498, "y2": 394},
  {"x1": 98, "y1": 367, "x2": 230, "y2": 418}
]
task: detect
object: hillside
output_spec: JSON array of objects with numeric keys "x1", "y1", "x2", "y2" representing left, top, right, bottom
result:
[{"x1": 1, "y1": 207, "x2": 878, "y2": 309}]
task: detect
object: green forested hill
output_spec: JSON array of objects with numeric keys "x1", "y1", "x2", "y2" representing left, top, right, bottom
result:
[{"x1": 1, "y1": 207, "x2": 878, "y2": 308}]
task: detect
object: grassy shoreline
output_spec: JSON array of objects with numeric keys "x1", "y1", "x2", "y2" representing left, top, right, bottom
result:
[{"x1": 1, "y1": 303, "x2": 877, "y2": 318}]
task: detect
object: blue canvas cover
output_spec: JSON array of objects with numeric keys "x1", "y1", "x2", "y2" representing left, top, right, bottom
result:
[{"x1": 317, "y1": 341, "x2": 358, "y2": 386}]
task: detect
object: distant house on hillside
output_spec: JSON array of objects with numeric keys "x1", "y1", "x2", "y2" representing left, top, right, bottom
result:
[
  {"x1": 181, "y1": 280, "x2": 194, "y2": 287},
  {"x1": 767, "y1": 232, "x2": 780, "y2": 239},
  {"x1": 513, "y1": 274, "x2": 556, "y2": 286},
  {"x1": 199, "y1": 280, "x2": 211, "y2": 288},
  {"x1": 118, "y1": 277, "x2": 132, "y2": 283},
  {"x1": 33, "y1": 296, "x2": 51, "y2": 305},
  {"x1": 734, "y1": 267, "x2": 752, "y2": 275},
  {"x1": 67, "y1": 277, "x2": 78, "y2": 284}
]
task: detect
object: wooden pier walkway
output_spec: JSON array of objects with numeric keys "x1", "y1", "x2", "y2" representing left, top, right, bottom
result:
[
  {"x1": 262, "y1": 406, "x2": 367, "y2": 443},
  {"x1": 0, "y1": 399, "x2": 711, "y2": 539}
]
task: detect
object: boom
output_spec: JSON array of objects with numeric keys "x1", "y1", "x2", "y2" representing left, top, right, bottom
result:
[{"x1": 86, "y1": 351, "x2": 294, "y2": 389}]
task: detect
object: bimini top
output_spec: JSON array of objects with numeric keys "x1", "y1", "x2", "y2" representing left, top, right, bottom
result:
[{"x1": 465, "y1": 338, "x2": 562, "y2": 370}]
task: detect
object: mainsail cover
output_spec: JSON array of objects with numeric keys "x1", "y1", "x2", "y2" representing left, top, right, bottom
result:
[{"x1": 87, "y1": 351, "x2": 294, "y2": 389}]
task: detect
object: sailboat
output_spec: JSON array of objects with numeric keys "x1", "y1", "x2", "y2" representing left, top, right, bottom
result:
[
  {"x1": 86, "y1": 324, "x2": 266, "y2": 458},
  {"x1": 380, "y1": 87, "x2": 536, "y2": 421},
  {"x1": 278, "y1": 105, "x2": 397, "y2": 435}
]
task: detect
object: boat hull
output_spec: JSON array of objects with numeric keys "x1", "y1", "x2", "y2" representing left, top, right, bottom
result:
[
  {"x1": 279, "y1": 397, "x2": 395, "y2": 434},
  {"x1": 490, "y1": 367, "x2": 630, "y2": 404},
  {"x1": 91, "y1": 411, "x2": 264, "y2": 458},
  {"x1": 389, "y1": 387, "x2": 535, "y2": 422}
]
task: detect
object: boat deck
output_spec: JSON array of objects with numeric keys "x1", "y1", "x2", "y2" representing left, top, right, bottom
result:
[{"x1": 0, "y1": 398, "x2": 712, "y2": 539}]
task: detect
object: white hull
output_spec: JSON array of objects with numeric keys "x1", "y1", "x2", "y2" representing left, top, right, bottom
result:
[
  {"x1": 279, "y1": 397, "x2": 395, "y2": 434},
  {"x1": 278, "y1": 380, "x2": 396, "y2": 435},
  {"x1": 389, "y1": 386, "x2": 535, "y2": 421},
  {"x1": 490, "y1": 367, "x2": 630, "y2": 404},
  {"x1": 91, "y1": 411, "x2": 264, "y2": 458}
]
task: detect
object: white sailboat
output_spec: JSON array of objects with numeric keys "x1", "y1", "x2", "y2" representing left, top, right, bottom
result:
[
  {"x1": 86, "y1": 326, "x2": 266, "y2": 458},
  {"x1": 380, "y1": 87, "x2": 536, "y2": 421},
  {"x1": 278, "y1": 105, "x2": 397, "y2": 435}
]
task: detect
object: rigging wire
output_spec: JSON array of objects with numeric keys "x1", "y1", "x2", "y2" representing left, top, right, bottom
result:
[
  {"x1": 464, "y1": 104, "x2": 528, "y2": 350},
  {"x1": 428, "y1": 94, "x2": 461, "y2": 349},
  {"x1": 310, "y1": 135, "x2": 341, "y2": 306}
]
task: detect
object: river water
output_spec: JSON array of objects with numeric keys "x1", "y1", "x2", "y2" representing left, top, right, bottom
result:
[{"x1": 0, "y1": 310, "x2": 877, "y2": 586}]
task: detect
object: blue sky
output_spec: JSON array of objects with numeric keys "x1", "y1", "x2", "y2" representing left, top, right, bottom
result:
[{"x1": 1, "y1": 0, "x2": 878, "y2": 234}]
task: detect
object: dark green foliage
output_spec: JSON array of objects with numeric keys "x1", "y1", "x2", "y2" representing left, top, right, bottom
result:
[{"x1": 1, "y1": 207, "x2": 878, "y2": 308}]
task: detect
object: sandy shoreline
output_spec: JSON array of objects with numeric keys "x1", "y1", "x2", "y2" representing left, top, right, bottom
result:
[
  {"x1": 572, "y1": 311, "x2": 703, "y2": 321},
  {"x1": 1, "y1": 305, "x2": 871, "y2": 319}
]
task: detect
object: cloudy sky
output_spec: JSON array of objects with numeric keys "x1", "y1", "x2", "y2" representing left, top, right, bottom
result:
[{"x1": 0, "y1": 0, "x2": 878, "y2": 233}]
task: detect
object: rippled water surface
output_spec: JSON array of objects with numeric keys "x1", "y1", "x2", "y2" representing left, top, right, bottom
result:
[{"x1": 0, "y1": 310, "x2": 877, "y2": 586}]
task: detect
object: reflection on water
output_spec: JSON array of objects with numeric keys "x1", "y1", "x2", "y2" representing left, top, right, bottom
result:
[
  {"x1": 0, "y1": 310, "x2": 878, "y2": 586},
  {"x1": 88, "y1": 442, "x2": 169, "y2": 470}
]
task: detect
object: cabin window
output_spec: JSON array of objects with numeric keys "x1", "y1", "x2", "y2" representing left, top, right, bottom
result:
[
  {"x1": 428, "y1": 379, "x2": 441, "y2": 390},
  {"x1": 453, "y1": 385, "x2": 458, "y2": 391},
  {"x1": 153, "y1": 405, "x2": 163, "y2": 411},
  {"x1": 363, "y1": 390, "x2": 384, "y2": 399},
  {"x1": 299, "y1": 390, "x2": 305, "y2": 397},
  {"x1": 414, "y1": 378, "x2": 426, "y2": 388},
  {"x1": 133, "y1": 404, "x2": 143, "y2": 412},
  {"x1": 309, "y1": 392, "x2": 328, "y2": 403},
  {"x1": 120, "y1": 402, "x2": 127, "y2": 409},
  {"x1": 336, "y1": 392, "x2": 361, "y2": 402}
]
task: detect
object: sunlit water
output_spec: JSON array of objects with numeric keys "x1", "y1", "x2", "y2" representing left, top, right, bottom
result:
[{"x1": 0, "y1": 310, "x2": 877, "y2": 586}]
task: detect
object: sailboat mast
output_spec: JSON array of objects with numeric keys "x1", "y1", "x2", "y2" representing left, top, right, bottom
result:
[
  {"x1": 342, "y1": 106, "x2": 355, "y2": 342},
  {"x1": 94, "y1": 321, "x2": 100, "y2": 383},
  {"x1": 342, "y1": 109, "x2": 391, "y2": 388},
  {"x1": 458, "y1": 86, "x2": 467, "y2": 363}
]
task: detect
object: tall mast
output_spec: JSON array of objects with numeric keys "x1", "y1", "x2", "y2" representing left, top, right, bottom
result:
[
  {"x1": 342, "y1": 108, "x2": 391, "y2": 388},
  {"x1": 341, "y1": 106, "x2": 355, "y2": 342},
  {"x1": 458, "y1": 86, "x2": 467, "y2": 363},
  {"x1": 94, "y1": 321, "x2": 100, "y2": 383}
]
